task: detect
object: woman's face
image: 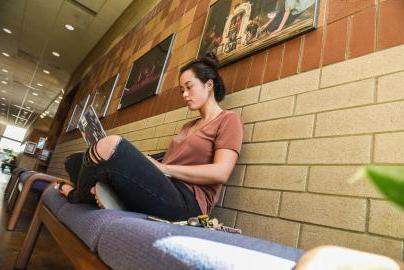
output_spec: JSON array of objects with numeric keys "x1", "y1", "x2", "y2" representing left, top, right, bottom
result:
[{"x1": 179, "y1": 69, "x2": 213, "y2": 111}]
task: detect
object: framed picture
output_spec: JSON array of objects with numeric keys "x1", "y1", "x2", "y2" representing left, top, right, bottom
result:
[
  {"x1": 24, "y1": 141, "x2": 37, "y2": 155},
  {"x1": 92, "y1": 73, "x2": 120, "y2": 118},
  {"x1": 37, "y1": 137, "x2": 47, "y2": 149},
  {"x1": 66, "y1": 94, "x2": 90, "y2": 132},
  {"x1": 118, "y1": 33, "x2": 175, "y2": 110},
  {"x1": 198, "y1": 0, "x2": 319, "y2": 65}
]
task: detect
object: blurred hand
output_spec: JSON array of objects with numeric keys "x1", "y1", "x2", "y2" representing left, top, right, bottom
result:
[
  {"x1": 146, "y1": 155, "x2": 166, "y2": 173},
  {"x1": 57, "y1": 183, "x2": 74, "y2": 197}
]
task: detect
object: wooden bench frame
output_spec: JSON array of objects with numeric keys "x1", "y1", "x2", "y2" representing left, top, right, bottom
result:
[
  {"x1": 14, "y1": 193, "x2": 109, "y2": 270},
  {"x1": 7, "y1": 173, "x2": 68, "y2": 231}
]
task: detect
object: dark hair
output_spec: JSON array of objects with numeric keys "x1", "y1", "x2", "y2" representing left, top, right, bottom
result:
[{"x1": 179, "y1": 54, "x2": 225, "y2": 102}]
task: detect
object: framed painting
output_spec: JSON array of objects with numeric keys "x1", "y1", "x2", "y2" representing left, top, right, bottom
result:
[
  {"x1": 118, "y1": 33, "x2": 175, "y2": 110},
  {"x1": 92, "y1": 73, "x2": 119, "y2": 118},
  {"x1": 24, "y1": 141, "x2": 37, "y2": 155},
  {"x1": 66, "y1": 94, "x2": 90, "y2": 132},
  {"x1": 198, "y1": 0, "x2": 319, "y2": 65}
]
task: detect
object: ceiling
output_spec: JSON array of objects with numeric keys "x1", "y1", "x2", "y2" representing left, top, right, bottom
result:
[{"x1": 0, "y1": 0, "x2": 132, "y2": 130}]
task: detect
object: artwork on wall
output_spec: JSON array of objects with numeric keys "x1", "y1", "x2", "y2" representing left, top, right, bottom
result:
[
  {"x1": 118, "y1": 33, "x2": 175, "y2": 110},
  {"x1": 66, "y1": 94, "x2": 90, "y2": 132},
  {"x1": 37, "y1": 137, "x2": 47, "y2": 149},
  {"x1": 198, "y1": 0, "x2": 319, "y2": 65},
  {"x1": 24, "y1": 141, "x2": 37, "y2": 155},
  {"x1": 92, "y1": 73, "x2": 119, "y2": 118}
]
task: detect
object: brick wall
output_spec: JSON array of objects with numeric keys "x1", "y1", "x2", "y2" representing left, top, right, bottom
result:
[{"x1": 49, "y1": 0, "x2": 404, "y2": 259}]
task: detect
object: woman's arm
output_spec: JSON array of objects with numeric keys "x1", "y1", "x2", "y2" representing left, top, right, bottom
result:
[{"x1": 147, "y1": 148, "x2": 239, "y2": 185}]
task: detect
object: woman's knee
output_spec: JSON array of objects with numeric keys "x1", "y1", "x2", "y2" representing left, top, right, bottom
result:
[{"x1": 94, "y1": 135, "x2": 122, "y2": 161}]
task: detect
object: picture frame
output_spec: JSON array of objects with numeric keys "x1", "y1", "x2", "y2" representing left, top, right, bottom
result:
[
  {"x1": 24, "y1": 141, "x2": 37, "y2": 155},
  {"x1": 92, "y1": 73, "x2": 120, "y2": 118},
  {"x1": 66, "y1": 94, "x2": 90, "y2": 132},
  {"x1": 118, "y1": 33, "x2": 175, "y2": 110},
  {"x1": 198, "y1": 0, "x2": 319, "y2": 66}
]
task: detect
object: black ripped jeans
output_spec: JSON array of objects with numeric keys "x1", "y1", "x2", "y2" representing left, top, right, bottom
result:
[{"x1": 64, "y1": 138, "x2": 201, "y2": 221}]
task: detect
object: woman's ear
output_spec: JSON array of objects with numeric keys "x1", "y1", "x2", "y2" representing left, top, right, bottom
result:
[{"x1": 206, "y1": 79, "x2": 214, "y2": 90}]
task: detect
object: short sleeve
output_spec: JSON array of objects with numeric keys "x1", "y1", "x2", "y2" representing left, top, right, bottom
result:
[{"x1": 214, "y1": 112, "x2": 243, "y2": 155}]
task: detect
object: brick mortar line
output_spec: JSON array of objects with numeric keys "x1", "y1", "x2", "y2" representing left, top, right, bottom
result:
[
  {"x1": 218, "y1": 208, "x2": 404, "y2": 242},
  {"x1": 365, "y1": 198, "x2": 371, "y2": 233},
  {"x1": 296, "y1": 223, "x2": 303, "y2": 249},
  {"x1": 256, "y1": 77, "x2": 403, "y2": 109},
  {"x1": 345, "y1": 16, "x2": 353, "y2": 60},
  {"x1": 225, "y1": 186, "x2": 384, "y2": 201},
  {"x1": 245, "y1": 128, "x2": 404, "y2": 144},
  {"x1": 236, "y1": 162, "x2": 404, "y2": 166},
  {"x1": 375, "y1": 1, "x2": 381, "y2": 50}
]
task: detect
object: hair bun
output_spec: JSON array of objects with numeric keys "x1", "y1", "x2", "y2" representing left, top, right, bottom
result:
[{"x1": 200, "y1": 52, "x2": 219, "y2": 69}]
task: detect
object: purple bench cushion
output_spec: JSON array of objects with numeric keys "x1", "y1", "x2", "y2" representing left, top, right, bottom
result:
[
  {"x1": 97, "y1": 217, "x2": 303, "y2": 270},
  {"x1": 42, "y1": 187, "x2": 69, "y2": 215},
  {"x1": 56, "y1": 203, "x2": 147, "y2": 251}
]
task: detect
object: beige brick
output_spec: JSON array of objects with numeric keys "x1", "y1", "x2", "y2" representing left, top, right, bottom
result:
[
  {"x1": 154, "y1": 122, "x2": 177, "y2": 137},
  {"x1": 132, "y1": 138, "x2": 158, "y2": 151},
  {"x1": 217, "y1": 186, "x2": 226, "y2": 207},
  {"x1": 227, "y1": 165, "x2": 246, "y2": 186},
  {"x1": 187, "y1": 109, "x2": 200, "y2": 119},
  {"x1": 280, "y1": 192, "x2": 367, "y2": 231},
  {"x1": 295, "y1": 79, "x2": 375, "y2": 115},
  {"x1": 369, "y1": 200, "x2": 404, "y2": 239},
  {"x1": 156, "y1": 136, "x2": 173, "y2": 150},
  {"x1": 300, "y1": 225, "x2": 403, "y2": 259},
  {"x1": 174, "y1": 119, "x2": 189, "y2": 134},
  {"x1": 242, "y1": 124, "x2": 253, "y2": 143},
  {"x1": 260, "y1": 69, "x2": 320, "y2": 101},
  {"x1": 288, "y1": 136, "x2": 372, "y2": 164},
  {"x1": 316, "y1": 102, "x2": 404, "y2": 137},
  {"x1": 220, "y1": 86, "x2": 260, "y2": 109},
  {"x1": 145, "y1": 113, "x2": 166, "y2": 127},
  {"x1": 375, "y1": 132, "x2": 404, "y2": 163},
  {"x1": 238, "y1": 142, "x2": 288, "y2": 164},
  {"x1": 321, "y1": 44, "x2": 404, "y2": 88},
  {"x1": 242, "y1": 97, "x2": 294, "y2": 123},
  {"x1": 124, "y1": 127, "x2": 155, "y2": 141},
  {"x1": 253, "y1": 115, "x2": 314, "y2": 142},
  {"x1": 378, "y1": 71, "x2": 404, "y2": 102},
  {"x1": 308, "y1": 166, "x2": 383, "y2": 198},
  {"x1": 223, "y1": 187, "x2": 280, "y2": 216},
  {"x1": 244, "y1": 165, "x2": 307, "y2": 191},
  {"x1": 164, "y1": 107, "x2": 188, "y2": 123},
  {"x1": 210, "y1": 207, "x2": 237, "y2": 227},
  {"x1": 107, "y1": 119, "x2": 148, "y2": 135},
  {"x1": 236, "y1": 212, "x2": 300, "y2": 247}
]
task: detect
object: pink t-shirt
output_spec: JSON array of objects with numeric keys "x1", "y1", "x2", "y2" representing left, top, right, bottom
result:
[{"x1": 162, "y1": 110, "x2": 243, "y2": 214}]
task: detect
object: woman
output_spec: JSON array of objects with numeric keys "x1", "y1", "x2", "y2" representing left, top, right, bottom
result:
[{"x1": 58, "y1": 56, "x2": 244, "y2": 221}]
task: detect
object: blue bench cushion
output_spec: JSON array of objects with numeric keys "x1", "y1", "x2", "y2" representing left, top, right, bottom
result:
[
  {"x1": 56, "y1": 203, "x2": 147, "y2": 251},
  {"x1": 42, "y1": 187, "x2": 69, "y2": 215},
  {"x1": 97, "y1": 217, "x2": 303, "y2": 270}
]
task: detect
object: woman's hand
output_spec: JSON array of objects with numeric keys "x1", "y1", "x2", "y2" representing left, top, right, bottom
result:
[
  {"x1": 56, "y1": 182, "x2": 74, "y2": 197},
  {"x1": 146, "y1": 155, "x2": 168, "y2": 174}
]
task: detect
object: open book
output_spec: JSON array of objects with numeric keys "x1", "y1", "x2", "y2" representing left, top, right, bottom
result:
[{"x1": 77, "y1": 105, "x2": 107, "y2": 146}]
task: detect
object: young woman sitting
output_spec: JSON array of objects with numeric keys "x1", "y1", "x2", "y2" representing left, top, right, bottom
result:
[{"x1": 57, "y1": 55, "x2": 243, "y2": 221}]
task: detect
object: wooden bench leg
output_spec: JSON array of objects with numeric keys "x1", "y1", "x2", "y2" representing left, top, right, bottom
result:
[
  {"x1": 6, "y1": 178, "x2": 20, "y2": 212},
  {"x1": 14, "y1": 201, "x2": 43, "y2": 270},
  {"x1": 4, "y1": 173, "x2": 18, "y2": 200},
  {"x1": 7, "y1": 174, "x2": 68, "y2": 231}
]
